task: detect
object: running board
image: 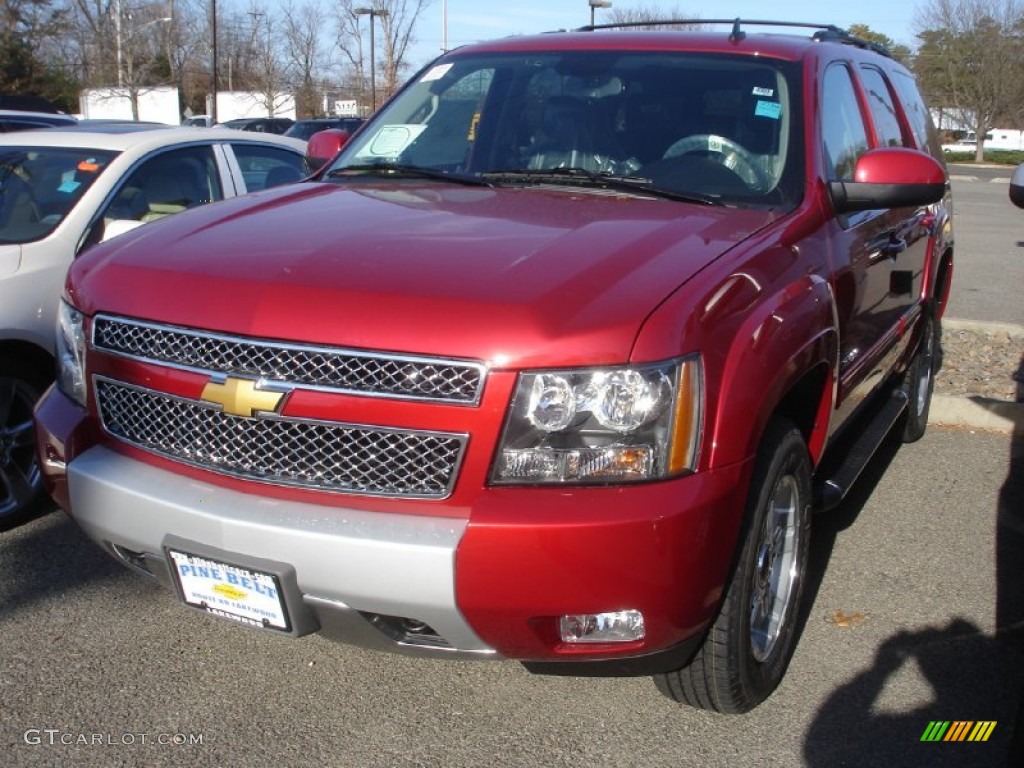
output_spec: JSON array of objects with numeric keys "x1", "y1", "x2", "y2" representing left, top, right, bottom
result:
[{"x1": 814, "y1": 390, "x2": 909, "y2": 512}]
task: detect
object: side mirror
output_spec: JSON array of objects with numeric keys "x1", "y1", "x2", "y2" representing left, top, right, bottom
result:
[
  {"x1": 1009, "y1": 163, "x2": 1024, "y2": 209},
  {"x1": 102, "y1": 219, "x2": 145, "y2": 242},
  {"x1": 829, "y1": 147, "x2": 948, "y2": 213},
  {"x1": 307, "y1": 128, "x2": 353, "y2": 171}
]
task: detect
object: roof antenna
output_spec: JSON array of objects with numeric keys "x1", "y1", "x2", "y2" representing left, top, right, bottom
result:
[{"x1": 729, "y1": 18, "x2": 745, "y2": 42}]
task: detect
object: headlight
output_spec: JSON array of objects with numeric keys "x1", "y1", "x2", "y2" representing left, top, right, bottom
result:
[
  {"x1": 56, "y1": 300, "x2": 87, "y2": 407},
  {"x1": 491, "y1": 356, "x2": 702, "y2": 484}
]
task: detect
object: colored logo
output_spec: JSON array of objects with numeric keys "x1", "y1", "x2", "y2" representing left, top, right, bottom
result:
[
  {"x1": 200, "y1": 377, "x2": 285, "y2": 417},
  {"x1": 920, "y1": 721, "x2": 997, "y2": 742},
  {"x1": 212, "y1": 583, "x2": 248, "y2": 601}
]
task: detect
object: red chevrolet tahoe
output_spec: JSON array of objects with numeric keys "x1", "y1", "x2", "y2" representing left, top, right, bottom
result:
[{"x1": 34, "y1": 20, "x2": 952, "y2": 713}]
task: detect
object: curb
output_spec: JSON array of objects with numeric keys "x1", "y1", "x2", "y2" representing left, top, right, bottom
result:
[
  {"x1": 930, "y1": 317, "x2": 1024, "y2": 435},
  {"x1": 930, "y1": 395, "x2": 1024, "y2": 435},
  {"x1": 943, "y1": 317, "x2": 1024, "y2": 338}
]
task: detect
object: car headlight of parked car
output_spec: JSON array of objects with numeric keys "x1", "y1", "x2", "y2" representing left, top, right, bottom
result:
[
  {"x1": 56, "y1": 299, "x2": 87, "y2": 407},
  {"x1": 492, "y1": 356, "x2": 702, "y2": 484}
]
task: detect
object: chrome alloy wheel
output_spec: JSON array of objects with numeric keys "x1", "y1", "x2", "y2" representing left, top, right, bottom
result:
[
  {"x1": 749, "y1": 473, "x2": 801, "y2": 662},
  {"x1": 0, "y1": 375, "x2": 42, "y2": 519}
]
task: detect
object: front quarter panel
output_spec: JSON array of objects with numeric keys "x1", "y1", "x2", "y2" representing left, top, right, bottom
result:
[{"x1": 634, "y1": 233, "x2": 838, "y2": 472}]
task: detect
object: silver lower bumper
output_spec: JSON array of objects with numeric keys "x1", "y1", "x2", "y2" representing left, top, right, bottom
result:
[{"x1": 67, "y1": 446, "x2": 498, "y2": 659}]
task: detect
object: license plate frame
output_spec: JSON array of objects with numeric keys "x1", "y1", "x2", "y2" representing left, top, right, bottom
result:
[{"x1": 167, "y1": 548, "x2": 292, "y2": 632}]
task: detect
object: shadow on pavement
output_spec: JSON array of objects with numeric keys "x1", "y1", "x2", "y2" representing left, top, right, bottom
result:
[
  {"x1": 803, "y1": 618, "x2": 1020, "y2": 767},
  {"x1": 0, "y1": 504, "x2": 130, "y2": 621},
  {"x1": 1000, "y1": 367, "x2": 1024, "y2": 762},
  {"x1": 802, "y1": 404, "x2": 1024, "y2": 766}
]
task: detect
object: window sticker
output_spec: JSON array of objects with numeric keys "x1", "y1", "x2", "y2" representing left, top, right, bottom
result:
[
  {"x1": 752, "y1": 86, "x2": 774, "y2": 97},
  {"x1": 58, "y1": 179, "x2": 81, "y2": 194},
  {"x1": 355, "y1": 124, "x2": 428, "y2": 159},
  {"x1": 755, "y1": 100, "x2": 782, "y2": 120},
  {"x1": 420, "y1": 63, "x2": 454, "y2": 83}
]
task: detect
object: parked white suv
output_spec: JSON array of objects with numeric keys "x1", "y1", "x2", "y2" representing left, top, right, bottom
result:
[{"x1": 0, "y1": 125, "x2": 308, "y2": 525}]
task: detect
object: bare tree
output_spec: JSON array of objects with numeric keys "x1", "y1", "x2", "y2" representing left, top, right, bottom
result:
[
  {"x1": 332, "y1": 0, "x2": 430, "y2": 113},
  {"x1": 605, "y1": 4, "x2": 700, "y2": 29},
  {"x1": 374, "y1": 0, "x2": 431, "y2": 98},
  {"x1": 238, "y1": 0, "x2": 291, "y2": 116},
  {"x1": 282, "y1": 0, "x2": 328, "y2": 117},
  {"x1": 62, "y1": 0, "x2": 175, "y2": 118},
  {"x1": 331, "y1": 0, "x2": 367, "y2": 110},
  {"x1": 915, "y1": 0, "x2": 1024, "y2": 161}
]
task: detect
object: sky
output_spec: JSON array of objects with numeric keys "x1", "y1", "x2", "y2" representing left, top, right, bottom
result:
[{"x1": 406, "y1": 1, "x2": 923, "y2": 70}]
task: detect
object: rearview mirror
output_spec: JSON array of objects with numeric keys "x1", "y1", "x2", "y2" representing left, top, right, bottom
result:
[
  {"x1": 1009, "y1": 163, "x2": 1024, "y2": 208},
  {"x1": 830, "y1": 148, "x2": 948, "y2": 213},
  {"x1": 307, "y1": 129, "x2": 353, "y2": 171}
]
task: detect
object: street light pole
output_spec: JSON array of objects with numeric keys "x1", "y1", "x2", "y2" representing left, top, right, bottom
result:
[
  {"x1": 354, "y1": 7, "x2": 389, "y2": 113},
  {"x1": 211, "y1": 0, "x2": 218, "y2": 123},
  {"x1": 115, "y1": 0, "x2": 123, "y2": 87},
  {"x1": 589, "y1": 0, "x2": 612, "y2": 26},
  {"x1": 115, "y1": 1, "x2": 173, "y2": 88}
]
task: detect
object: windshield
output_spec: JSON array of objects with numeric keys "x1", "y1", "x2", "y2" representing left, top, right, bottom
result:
[
  {"x1": 0, "y1": 147, "x2": 116, "y2": 244},
  {"x1": 329, "y1": 50, "x2": 803, "y2": 208}
]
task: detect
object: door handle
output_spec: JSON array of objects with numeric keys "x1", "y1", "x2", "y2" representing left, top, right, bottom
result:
[
  {"x1": 881, "y1": 236, "x2": 907, "y2": 258},
  {"x1": 868, "y1": 232, "x2": 907, "y2": 263}
]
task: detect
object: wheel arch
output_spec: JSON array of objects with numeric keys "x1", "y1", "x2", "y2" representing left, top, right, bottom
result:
[
  {"x1": 0, "y1": 339, "x2": 55, "y2": 383},
  {"x1": 703, "y1": 274, "x2": 838, "y2": 470},
  {"x1": 931, "y1": 244, "x2": 954, "y2": 319}
]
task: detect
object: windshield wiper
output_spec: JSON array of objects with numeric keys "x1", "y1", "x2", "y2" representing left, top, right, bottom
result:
[
  {"x1": 479, "y1": 167, "x2": 724, "y2": 206},
  {"x1": 325, "y1": 163, "x2": 491, "y2": 187}
]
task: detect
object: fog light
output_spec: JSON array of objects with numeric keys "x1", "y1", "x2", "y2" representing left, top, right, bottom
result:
[{"x1": 559, "y1": 610, "x2": 645, "y2": 643}]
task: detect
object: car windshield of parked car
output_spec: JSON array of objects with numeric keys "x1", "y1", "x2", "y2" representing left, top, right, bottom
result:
[
  {"x1": 328, "y1": 50, "x2": 803, "y2": 208},
  {"x1": 0, "y1": 147, "x2": 116, "y2": 244}
]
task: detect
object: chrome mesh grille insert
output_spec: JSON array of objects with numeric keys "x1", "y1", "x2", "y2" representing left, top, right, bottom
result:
[
  {"x1": 96, "y1": 379, "x2": 465, "y2": 499},
  {"x1": 92, "y1": 315, "x2": 485, "y2": 404}
]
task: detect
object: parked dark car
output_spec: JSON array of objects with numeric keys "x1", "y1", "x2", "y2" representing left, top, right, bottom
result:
[
  {"x1": 0, "y1": 110, "x2": 77, "y2": 133},
  {"x1": 284, "y1": 117, "x2": 365, "y2": 142},
  {"x1": 218, "y1": 117, "x2": 294, "y2": 135}
]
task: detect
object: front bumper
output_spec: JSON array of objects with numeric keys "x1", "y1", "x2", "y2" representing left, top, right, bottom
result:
[{"x1": 37, "y1": 387, "x2": 751, "y2": 669}]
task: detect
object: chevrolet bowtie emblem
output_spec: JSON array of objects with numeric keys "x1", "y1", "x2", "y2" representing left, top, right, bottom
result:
[{"x1": 200, "y1": 377, "x2": 285, "y2": 417}]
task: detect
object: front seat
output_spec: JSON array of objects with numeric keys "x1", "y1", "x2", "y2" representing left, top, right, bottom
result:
[{"x1": 527, "y1": 97, "x2": 599, "y2": 171}]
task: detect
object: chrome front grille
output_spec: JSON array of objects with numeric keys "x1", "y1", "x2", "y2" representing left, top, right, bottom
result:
[
  {"x1": 92, "y1": 315, "x2": 486, "y2": 404},
  {"x1": 96, "y1": 379, "x2": 466, "y2": 499}
]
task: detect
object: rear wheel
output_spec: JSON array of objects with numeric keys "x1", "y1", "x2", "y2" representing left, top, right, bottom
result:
[
  {"x1": 654, "y1": 417, "x2": 811, "y2": 713},
  {"x1": 0, "y1": 358, "x2": 50, "y2": 527},
  {"x1": 901, "y1": 311, "x2": 939, "y2": 443}
]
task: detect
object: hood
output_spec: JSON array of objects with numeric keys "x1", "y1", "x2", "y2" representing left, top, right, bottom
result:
[{"x1": 70, "y1": 182, "x2": 777, "y2": 368}]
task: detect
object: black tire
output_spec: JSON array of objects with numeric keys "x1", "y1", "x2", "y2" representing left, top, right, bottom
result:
[
  {"x1": 0, "y1": 358, "x2": 51, "y2": 528},
  {"x1": 653, "y1": 418, "x2": 812, "y2": 713},
  {"x1": 900, "y1": 311, "x2": 939, "y2": 443}
]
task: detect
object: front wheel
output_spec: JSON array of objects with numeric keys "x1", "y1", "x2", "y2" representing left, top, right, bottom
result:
[{"x1": 654, "y1": 417, "x2": 812, "y2": 713}]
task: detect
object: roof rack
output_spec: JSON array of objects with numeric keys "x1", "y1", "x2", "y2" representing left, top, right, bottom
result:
[{"x1": 574, "y1": 18, "x2": 893, "y2": 58}]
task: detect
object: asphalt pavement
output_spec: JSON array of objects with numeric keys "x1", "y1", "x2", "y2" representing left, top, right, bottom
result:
[{"x1": 1, "y1": 426, "x2": 1020, "y2": 767}]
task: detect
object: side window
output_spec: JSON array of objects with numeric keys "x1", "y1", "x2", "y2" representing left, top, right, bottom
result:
[
  {"x1": 858, "y1": 66, "x2": 906, "y2": 148},
  {"x1": 821, "y1": 64, "x2": 869, "y2": 181},
  {"x1": 231, "y1": 144, "x2": 307, "y2": 192},
  {"x1": 890, "y1": 70, "x2": 936, "y2": 150},
  {"x1": 106, "y1": 145, "x2": 222, "y2": 224}
]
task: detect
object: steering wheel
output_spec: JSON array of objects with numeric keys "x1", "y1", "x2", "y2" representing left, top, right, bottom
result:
[{"x1": 662, "y1": 134, "x2": 771, "y2": 192}]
